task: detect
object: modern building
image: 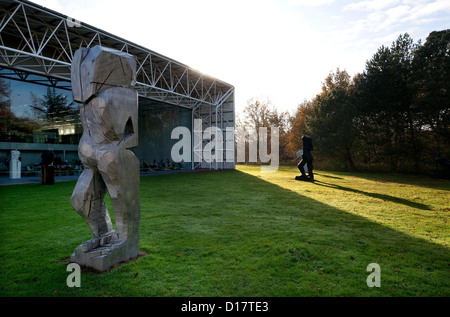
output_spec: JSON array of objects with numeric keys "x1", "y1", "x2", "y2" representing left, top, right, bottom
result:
[{"x1": 0, "y1": 0, "x2": 235, "y2": 180}]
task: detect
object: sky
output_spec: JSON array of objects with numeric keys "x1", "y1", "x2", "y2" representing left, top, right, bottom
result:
[{"x1": 31, "y1": 0, "x2": 450, "y2": 115}]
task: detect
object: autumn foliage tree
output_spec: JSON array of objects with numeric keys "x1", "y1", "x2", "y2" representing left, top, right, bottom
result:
[
  {"x1": 236, "y1": 97, "x2": 292, "y2": 163},
  {"x1": 286, "y1": 99, "x2": 315, "y2": 161}
]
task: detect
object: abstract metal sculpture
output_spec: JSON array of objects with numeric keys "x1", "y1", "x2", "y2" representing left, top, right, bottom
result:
[
  {"x1": 69, "y1": 45, "x2": 140, "y2": 271},
  {"x1": 295, "y1": 135, "x2": 314, "y2": 181}
]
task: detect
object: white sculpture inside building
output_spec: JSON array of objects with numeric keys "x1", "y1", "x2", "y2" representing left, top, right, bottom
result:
[{"x1": 9, "y1": 150, "x2": 21, "y2": 179}]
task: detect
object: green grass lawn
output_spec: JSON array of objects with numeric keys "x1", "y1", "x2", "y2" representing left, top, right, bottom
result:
[{"x1": 0, "y1": 165, "x2": 448, "y2": 297}]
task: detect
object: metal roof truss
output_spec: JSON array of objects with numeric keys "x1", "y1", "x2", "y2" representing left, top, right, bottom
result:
[{"x1": 0, "y1": 0, "x2": 235, "y2": 170}]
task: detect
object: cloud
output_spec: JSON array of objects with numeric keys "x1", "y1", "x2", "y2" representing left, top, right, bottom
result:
[
  {"x1": 344, "y1": 0, "x2": 401, "y2": 11},
  {"x1": 286, "y1": 0, "x2": 335, "y2": 6},
  {"x1": 344, "y1": 0, "x2": 450, "y2": 20},
  {"x1": 341, "y1": 0, "x2": 450, "y2": 37},
  {"x1": 404, "y1": 0, "x2": 450, "y2": 21}
]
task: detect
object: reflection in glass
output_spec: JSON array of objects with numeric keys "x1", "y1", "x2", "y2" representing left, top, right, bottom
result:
[{"x1": 0, "y1": 69, "x2": 82, "y2": 145}]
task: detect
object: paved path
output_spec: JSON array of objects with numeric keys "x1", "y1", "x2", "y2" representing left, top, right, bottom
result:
[
  {"x1": 0, "y1": 169, "x2": 189, "y2": 186},
  {"x1": 0, "y1": 174, "x2": 79, "y2": 186}
]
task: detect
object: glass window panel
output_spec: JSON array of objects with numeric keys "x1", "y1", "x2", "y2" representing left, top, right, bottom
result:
[
  {"x1": 0, "y1": 68, "x2": 82, "y2": 145},
  {"x1": 134, "y1": 97, "x2": 192, "y2": 171}
]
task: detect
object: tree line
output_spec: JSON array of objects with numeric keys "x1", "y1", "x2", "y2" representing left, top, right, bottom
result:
[{"x1": 237, "y1": 30, "x2": 450, "y2": 173}]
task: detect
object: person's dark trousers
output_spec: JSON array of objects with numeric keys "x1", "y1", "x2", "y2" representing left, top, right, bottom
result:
[{"x1": 298, "y1": 159, "x2": 314, "y2": 180}]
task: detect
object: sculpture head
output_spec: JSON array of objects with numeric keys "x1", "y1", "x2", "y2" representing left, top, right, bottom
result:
[{"x1": 71, "y1": 45, "x2": 137, "y2": 103}]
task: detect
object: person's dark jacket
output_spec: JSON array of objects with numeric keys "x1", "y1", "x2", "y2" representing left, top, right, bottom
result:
[{"x1": 301, "y1": 136, "x2": 313, "y2": 161}]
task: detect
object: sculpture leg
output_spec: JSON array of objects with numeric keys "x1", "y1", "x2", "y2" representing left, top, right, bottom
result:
[
  {"x1": 70, "y1": 168, "x2": 116, "y2": 249},
  {"x1": 307, "y1": 160, "x2": 314, "y2": 181},
  {"x1": 297, "y1": 160, "x2": 307, "y2": 178},
  {"x1": 98, "y1": 148, "x2": 140, "y2": 258}
]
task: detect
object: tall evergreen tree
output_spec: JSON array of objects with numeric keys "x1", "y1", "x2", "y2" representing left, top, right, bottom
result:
[
  {"x1": 31, "y1": 87, "x2": 74, "y2": 121},
  {"x1": 307, "y1": 69, "x2": 358, "y2": 169},
  {"x1": 355, "y1": 34, "x2": 418, "y2": 171},
  {"x1": 413, "y1": 30, "x2": 450, "y2": 158}
]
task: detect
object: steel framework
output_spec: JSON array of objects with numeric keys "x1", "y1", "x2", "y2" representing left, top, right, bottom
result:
[{"x1": 0, "y1": 0, "x2": 235, "y2": 170}]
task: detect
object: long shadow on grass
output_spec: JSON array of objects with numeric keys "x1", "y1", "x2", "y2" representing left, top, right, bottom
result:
[
  {"x1": 314, "y1": 173, "x2": 344, "y2": 180},
  {"x1": 312, "y1": 180, "x2": 432, "y2": 210},
  {"x1": 136, "y1": 170, "x2": 449, "y2": 296},
  {"x1": 335, "y1": 171, "x2": 450, "y2": 191}
]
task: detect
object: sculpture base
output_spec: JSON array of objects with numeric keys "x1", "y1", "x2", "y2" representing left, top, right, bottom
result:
[
  {"x1": 70, "y1": 238, "x2": 139, "y2": 272},
  {"x1": 295, "y1": 175, "x2": 313, "y2": 181}
]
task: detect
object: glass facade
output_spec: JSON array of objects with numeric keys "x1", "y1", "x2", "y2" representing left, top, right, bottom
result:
[
  {"x1": 0, "y1": 67, "x2": 193, "y2": 176},
  {"x1": 0, "y1": 68, "x2": 82, "y2": 174},
  {"x1": 135, "y1": 97, "x2": 192, "y2": 171},
  {"x1": 0, "y1": 68, "x2": 83, "y2": 145}
]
